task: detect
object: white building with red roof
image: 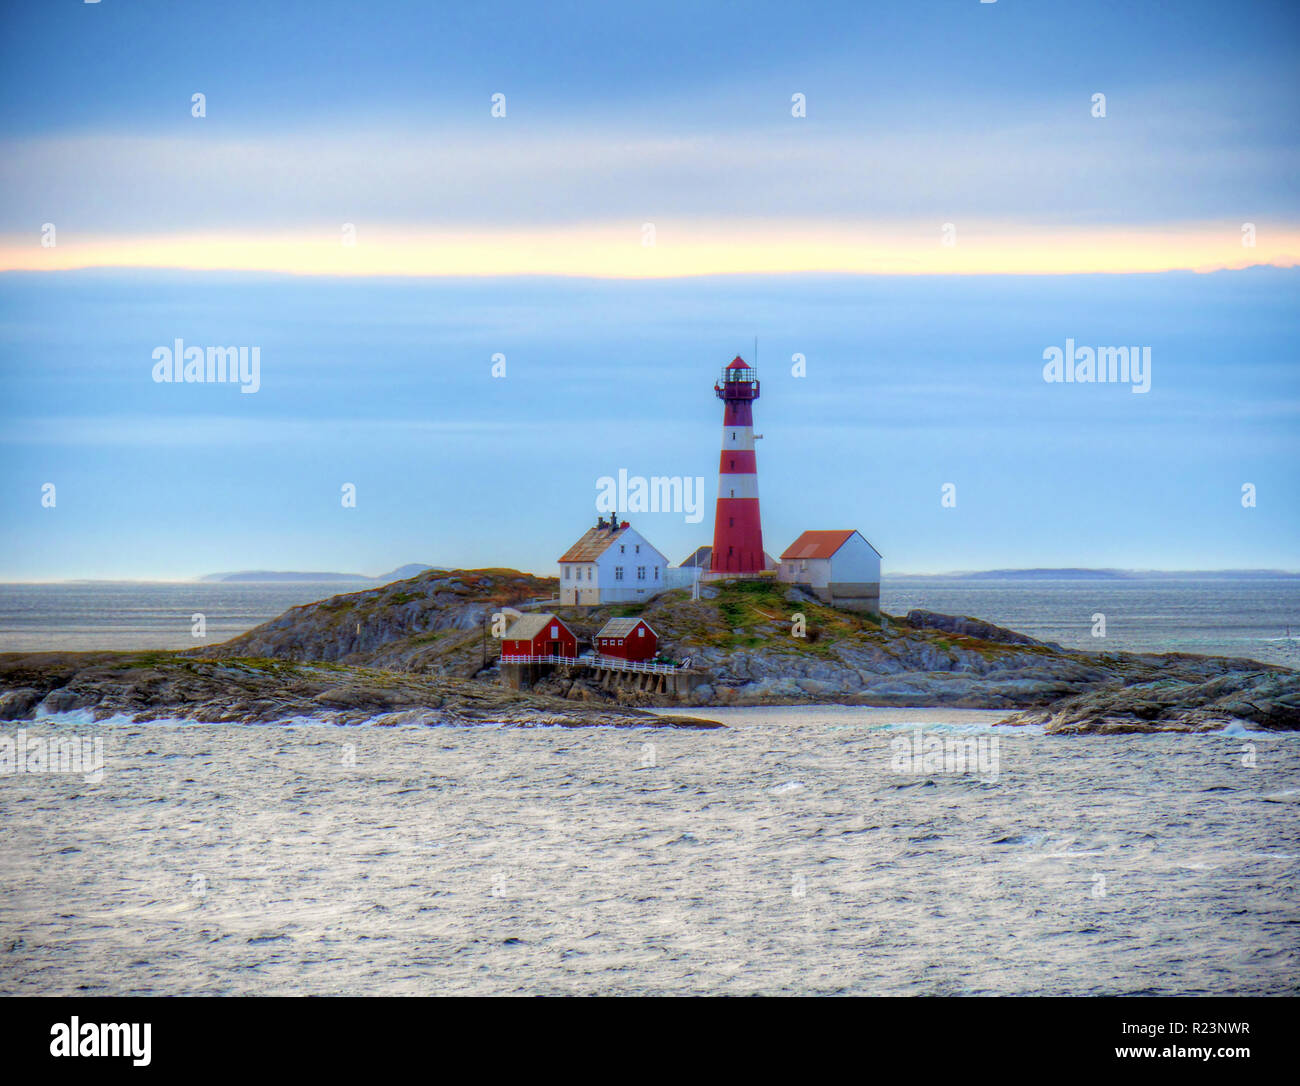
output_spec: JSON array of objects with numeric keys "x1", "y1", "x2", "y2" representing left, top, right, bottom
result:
[
  {"x1": 778, "y1": 529, "x2": 882, "y2": 612},
  {"x1": 558, "y1": 517, "x2": 669, "y2": 606}
]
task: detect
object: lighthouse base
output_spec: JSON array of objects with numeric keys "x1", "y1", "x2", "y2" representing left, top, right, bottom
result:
[{"x1": 699, "y1": 570, "x2": 774, "y2": 583}]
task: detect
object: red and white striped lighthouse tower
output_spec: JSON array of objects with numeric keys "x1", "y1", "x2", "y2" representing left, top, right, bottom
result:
[{"x1": 710, "y1": 356, "x2": 765, "y2": 574}]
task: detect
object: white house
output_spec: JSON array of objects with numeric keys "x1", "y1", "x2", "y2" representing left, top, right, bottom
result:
[
  {"x1": 778, "y1": 529, "x2": 882, "y2": 612},
  {"x1": 558, "y1": 518, "x2": 670, "y2": 605}
]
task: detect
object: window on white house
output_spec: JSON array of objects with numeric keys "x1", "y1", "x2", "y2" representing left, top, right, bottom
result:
[
  {"x1": 637, "y1": 567, "x2": 646, "y2": 580},
  {"x1": 620, "y1": 545, "x2": 625, "y2": 554},
  {"x1": 615, "y1": 567, "x2": 623, "y2": 580},
  {"x1": 654, "y1": 567, "x2": 659, "y2": 580},
  {"x1": 564, "y1": 567, "x2": 570, "y2": 579},
  {"x1": 635, "y1": 544, "x2": 640, "y2": 554}
]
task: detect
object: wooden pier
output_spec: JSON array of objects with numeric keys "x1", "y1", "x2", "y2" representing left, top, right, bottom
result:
[{"x1": 498, "y1": 653, "x2": 704, "y2": 697}]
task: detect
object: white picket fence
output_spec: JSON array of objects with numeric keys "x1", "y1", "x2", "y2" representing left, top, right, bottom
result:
[
  {"x1": 499, "y1": 653, "x2": 681, "y2": 674},
  {"x1": 591, "y1": 654, "x2": 681, "y2": 675}
]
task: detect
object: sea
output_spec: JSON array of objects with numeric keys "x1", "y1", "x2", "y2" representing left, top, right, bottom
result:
[
  {"x1": 0, "y1": 709, "x2": 1296, "y2": 996},
  {"x1": 0, "y1": 577, "x2": 1297, "y2": 995}
]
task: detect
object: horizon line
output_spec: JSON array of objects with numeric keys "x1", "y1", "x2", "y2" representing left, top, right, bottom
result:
[
  {"x1": 7, "y1": 567, "x2": 1299, "y2": 585},
  {"x1": 3, "y1": 261, "x2": 1298, "y2": 282}
]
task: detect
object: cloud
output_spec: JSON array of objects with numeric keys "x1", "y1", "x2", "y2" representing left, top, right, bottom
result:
[
  {"x1": 0, "y1": 415, "x2": 549, "y2": 446},
  {"x1": 2, "y1": 103, "x2": 1297, "y2": 237}
]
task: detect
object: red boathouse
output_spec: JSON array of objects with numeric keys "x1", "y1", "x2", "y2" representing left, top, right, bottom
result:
[
  {"x1": 500, "y1": 613, "x2": 578, "y2": 659},
  {"x1": 594, "y1": 617, "x2": 659, "y2": 662}
]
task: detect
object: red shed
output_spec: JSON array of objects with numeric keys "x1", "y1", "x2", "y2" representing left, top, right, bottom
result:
[
  {"x1": 594, "y1": 617, "x2": 658, "y2": 662},
  {"x1": 501, "y1": 613, "x2": 578, "y2": 660}
]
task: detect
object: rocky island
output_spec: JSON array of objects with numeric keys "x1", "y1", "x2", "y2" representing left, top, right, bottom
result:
[{"x1": 1, "y1": 568, "x2": 1296, "y2": 733}]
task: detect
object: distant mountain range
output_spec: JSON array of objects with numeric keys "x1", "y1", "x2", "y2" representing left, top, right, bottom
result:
[
  {"x1": 198, "y1": 563, "x2": 437, "y2": 584},
  {"x1": 891, "y1": 569, "x2": 1299, "y2": 580}
]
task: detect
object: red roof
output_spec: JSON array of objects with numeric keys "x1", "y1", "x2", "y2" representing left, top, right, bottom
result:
[
  {"x1": 727, "y1": 356, "x2": 748, "y2": 369},
  {"x1": 780, "y1": 530, "x2": 858, "y2": 560}
]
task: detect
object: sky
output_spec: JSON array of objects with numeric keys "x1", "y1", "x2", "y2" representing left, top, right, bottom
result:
[{"x1": 0, "y1": 0, "x2": 1297, "y2": 578}]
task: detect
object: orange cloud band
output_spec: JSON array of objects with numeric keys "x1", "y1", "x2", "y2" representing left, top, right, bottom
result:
[{"x1": 3, "y1": 222, "x2": 1296, "y2": 277}]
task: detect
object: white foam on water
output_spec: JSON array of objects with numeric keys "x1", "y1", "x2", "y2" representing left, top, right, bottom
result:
[{"x1": 1217, "y1": 719, "x2": 1299, "y2": 738}]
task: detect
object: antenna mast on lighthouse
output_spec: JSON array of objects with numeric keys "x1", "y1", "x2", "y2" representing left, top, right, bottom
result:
[{"x1": 709, "y1": 356, "x2": 765, "y2": 574}]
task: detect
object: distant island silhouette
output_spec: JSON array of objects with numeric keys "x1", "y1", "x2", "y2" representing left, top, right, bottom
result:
[
  {"x1": 186, "y1": 566, "x2": 1298, "y2": 585},
  {"x1": 197, "y1": 563, "x2": 437, "y2": 584},
  {"x1": 894, "y1": 569, "x2": 1299, "y2": 580}
]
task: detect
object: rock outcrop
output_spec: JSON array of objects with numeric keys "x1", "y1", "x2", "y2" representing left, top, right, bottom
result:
[
  {"x1": 998, "y1": 667, "x2": 1300, "y2": 734},
  {"x1": 205, "y1": 568, "x2": 549, "y2": 676},
  {"x1": 0, "y1": 652, "x2": 720, "y2": 729},
  {"x1": 904, "y1": 609, "x2": 1062, "y2": 650}
]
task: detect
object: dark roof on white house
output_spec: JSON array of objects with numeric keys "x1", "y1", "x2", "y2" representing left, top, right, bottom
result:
[
  {"x1": 679, "y1": 545, "x2": 712, "y2": 568},
  {"x1": 559, "y1": 524, "x2": 631, "y2": 563},
  {"x1": 680, "y1": 545, "x2": 779, "y2": 570}
]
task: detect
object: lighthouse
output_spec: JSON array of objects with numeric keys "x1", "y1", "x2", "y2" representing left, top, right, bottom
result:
[{"x1": 710, "y1": 356, "x2": 766, "y2": 574}]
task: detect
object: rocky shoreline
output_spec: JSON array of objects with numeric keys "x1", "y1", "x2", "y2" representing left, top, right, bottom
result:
[
  {"x1": 998, "y1": 666, "x2": 1300, "y2": 734},
  {"x1": 1, "y1": 568, "x2": 1296, "y2": 733},
  {"x1": 0, "y1": 653, "x2": 722, "y2": 730}
]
